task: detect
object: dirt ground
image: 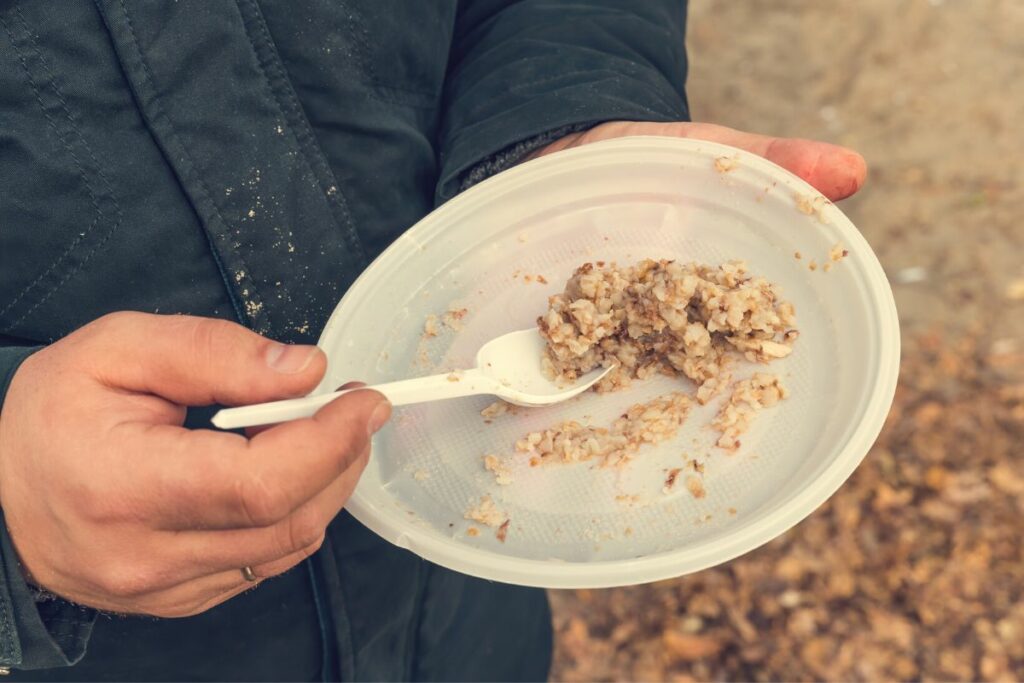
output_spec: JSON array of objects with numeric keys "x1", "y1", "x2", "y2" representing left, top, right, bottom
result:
[{"x1": 549, "y1": 1, "x2": 1024, "y2": 681}]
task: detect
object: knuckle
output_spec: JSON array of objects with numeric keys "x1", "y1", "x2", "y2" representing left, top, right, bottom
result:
[
  {"x1": 339, "y1": 429, "x2": 371, "y2": 470},
  {"x1": 347, "y1": 446, "x2": 371, "y2": 481},
  {"x1": 186, "y1": 318, "x2": 229, "y2": 365},
  {"x1": 144, "y1": 604, "x2": 188, "y2": 619},
  {"x1": 302, "y1": 532, "x2": 326, "y2": 557},
  {"x1": 74, "y1": 484, "x2": 123, "y2": 524},
  {"x1": 257, "y1": 536, "x2": 323, "y2": 578},
  {"x1": 331, "y1": 413, "x2": 369, "y2": 463},
  {"x1": 72, "y1": 311, "x2": 139, "y2": 353},
  {"x1": 93, "y1": 310, "x2": 139, "y2": 330},
  {"x1": 235, "y1": 473, "x2": 291, "y2": 527},
  {"x1": 11, "y1": 347, "x2": 43, "y2": 382},
  {"x1": 92, "y1": 560, "x2": 154, "y2": 600},
  {"x1": 294, "y1": 533, "x2": 326, "y2": 561},
  {"x1": 283, "y1": 506, "x2": 324, "y2": 555},
  {"x1": 85, "y1": 310, "x2": 145, "y2": 341},
  {"x1": 145, "y1": 595, "x2": 216, "y2": 619}
]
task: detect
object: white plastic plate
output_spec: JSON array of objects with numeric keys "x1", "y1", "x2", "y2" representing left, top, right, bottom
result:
[{"x1": 315, "y1": 136, "x2": 900, "y2": 589}]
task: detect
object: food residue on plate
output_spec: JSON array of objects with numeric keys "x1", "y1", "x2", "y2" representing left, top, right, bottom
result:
[
  {"x1": 481, "y1": 400, "x2": 519, "y2": 422},
  {"x1": 814, "y1": 243, "x2": 850, "y2": 273},
  {"x1": 464, "y1": 494, "x2": 507, "y2": 527},
  {"x1": 663, "y1": 467, "x2": 683, "y2": 493},
  {"x1": 685, "y1": 474, "x2": 707, "y2": 499},
  {"x1": 442, "y1": 306, "x2": 468, "y2": 331},
  {"x1": 511, "y1": 271, "x2": 549, "y2": 285},
  {"x1": 513, "y1": 392, "x2": 692, "y2": 468},
  {"x1": 422, "y1": 314, "x2": 439, "y2": 339},
  {"x1": 794, "y1": 193, "x2": 830, "y2": 221},
  {"x1": 712, "y1": 373, "x2": 789, "y2": 450},
  {"x1": 421, "y1": 306, "x2": 468, "y2": 340},
  {"x1": 714, "y1": 155, "x2": 739, "y2": 173},
  {"x1": 483, "y1": 454, "x2": 514, "y2": 485}
]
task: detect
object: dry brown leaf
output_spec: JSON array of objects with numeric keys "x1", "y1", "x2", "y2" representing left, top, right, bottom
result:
[{"x1": 662, "y1": 632, "x2": 723, "y2": 662}]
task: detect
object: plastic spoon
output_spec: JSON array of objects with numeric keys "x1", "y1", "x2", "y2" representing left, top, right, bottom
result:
[{"x1": 211, "y1": 328, "x2": 613, "y2": 429}]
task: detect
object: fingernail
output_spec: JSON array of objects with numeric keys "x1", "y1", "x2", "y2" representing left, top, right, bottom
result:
[
  {"x1": 265, "y1": 343, "x2": 319, "y2": 374},
  {"x1": 367, "y1": 399, "x2": 392, "y2": 436}
]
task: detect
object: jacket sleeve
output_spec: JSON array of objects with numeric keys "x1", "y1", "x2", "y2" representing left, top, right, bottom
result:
[
  {"x1": 0, "y1": 346, "x2": 97, "y2": 671},
  {"x1": 436, "y1": 0, "x2": 690, "y2": 202}
]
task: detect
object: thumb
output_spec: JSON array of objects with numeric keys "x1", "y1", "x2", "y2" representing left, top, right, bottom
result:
[
  {"x1": 569, "y1": 121, "x2": 868, "y2": 202},
  {"x1": 79, "y1": 312, "x2": 327, "y2": 406},
  {"x1": 670, "y1": 122, "x2": 867, "y2": 201}
]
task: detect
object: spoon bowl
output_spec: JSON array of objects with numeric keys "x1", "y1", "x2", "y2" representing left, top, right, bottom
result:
[{"x1": 474, "y1": 328, "x2": 610, "y2": 406}]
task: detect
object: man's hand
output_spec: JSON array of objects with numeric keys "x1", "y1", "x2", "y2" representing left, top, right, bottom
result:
[
  {"x1": 0, "y1": 312, "x2": 390, "y2": 617},
  {"x1": 533, "y1": 121, "x2": 867, "y2": 201}
]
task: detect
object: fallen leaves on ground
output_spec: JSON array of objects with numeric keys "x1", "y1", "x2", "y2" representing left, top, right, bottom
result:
[{"x1": 550, "y1": 331, "x2": 1024, "y2": 681}]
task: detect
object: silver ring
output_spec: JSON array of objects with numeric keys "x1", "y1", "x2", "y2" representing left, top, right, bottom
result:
[{"x1": 240, "y1": 566, "x2": 258, "y2": 582}]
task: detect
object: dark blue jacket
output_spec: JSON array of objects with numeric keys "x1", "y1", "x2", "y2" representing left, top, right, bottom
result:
[{"x1": 0, "y1": 0, "x2": 689, "y2": 678}]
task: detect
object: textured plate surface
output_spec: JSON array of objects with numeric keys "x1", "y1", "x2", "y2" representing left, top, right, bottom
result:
[{"x1": 315, "y1": 136, "x2": 899, "y2": 588}]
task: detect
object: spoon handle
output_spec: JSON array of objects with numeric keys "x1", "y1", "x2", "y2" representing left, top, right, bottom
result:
[{"x1": 211, "y1": 368, "x2": 491, "y2": 429}]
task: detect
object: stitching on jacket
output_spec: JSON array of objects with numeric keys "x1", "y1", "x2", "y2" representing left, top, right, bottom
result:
[
  {"x1": 0, "y1": 11, "x2": 103, "y2": 321},
  {"x1": 442, "y1": 55, "x2": 688, "y2": 154},
  {"x1": 0, "y1": 480, "x2": 23, "y2": 665},
  {"x1": 115, "y1": 0, "x2": 270, "y2": 332},
  {"x1": 443, "y1": 95, "x2": 671, "y2": 153},
  {"x1": 0, "y1": 575, "x2": 19, "y2": 666},
  {"x1": 500, "y1": 67, "x2": 674, "y2": 115},
  {"x1": 504, "y1": 60, "x2": 685, "y2": 116},
  {"x1": 0, "y1": 562, "x2": 18, "y2": 665},
  {"x1": 329, "y1": 4, "x2": 442, "y2": 107},
  {"x1": 234, "y1": 0, "x2": 367, "y2": 267},
  {"x1": 362, "y1": 82, "x2": 439, "y2": 109},
  {"x1": 10, "y1": 221, "x2": 123, "y2": 334},
  {"x1": 499, "y1": 60, "x2": 675, "y2": 109},
  {"x1": 4, "y1": 7, "x2": 126, "y2": 332}
]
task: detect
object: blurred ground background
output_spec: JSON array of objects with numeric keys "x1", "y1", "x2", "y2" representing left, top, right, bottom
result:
[{"x1": 549, "y1": 1, "x2": 1024, "y2": 680}]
